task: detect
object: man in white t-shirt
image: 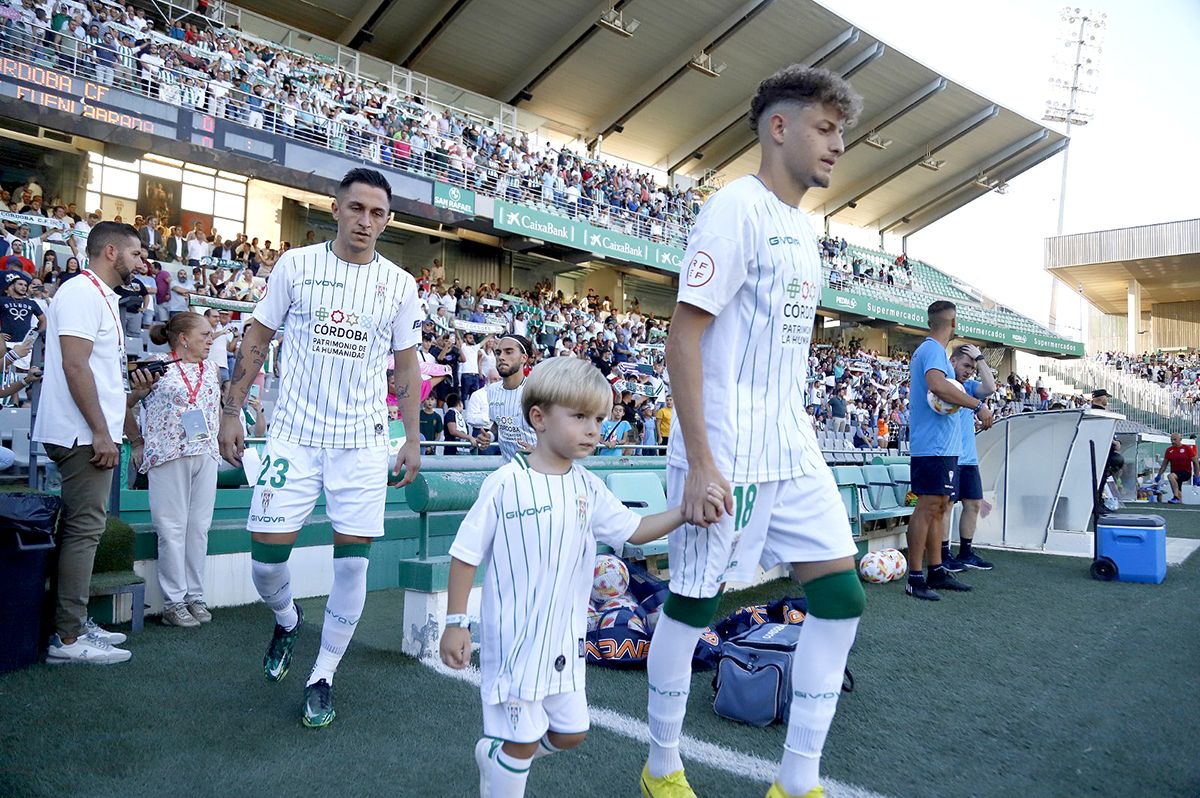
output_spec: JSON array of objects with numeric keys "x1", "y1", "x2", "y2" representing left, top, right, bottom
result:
[
  {"x1": 642, "y1": 66, "x2": 866, "y2": 798},
  {"x1": 456, "y1": 329, "x2": 482, "y2": 398},
  {"x1": 34, "y1": 222, "x2": 157, "y2": 665},
  {"x1": 200, "y1": 307, "x2": 234, "y2": 385},
  {"x1": 218, "y1": 168, "x2": 423, "y2": 729}
]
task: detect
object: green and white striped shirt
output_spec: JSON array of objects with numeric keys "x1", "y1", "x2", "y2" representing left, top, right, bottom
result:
[
  {"x1": 668, "y1": 175, "x2": 826, "y2": 483},
  {"x1": 252, "y1": 242, "x2": 422, "y2": 448},
  {"x1": 449, "y1": 458, "x2": 641, "y2": 703}
]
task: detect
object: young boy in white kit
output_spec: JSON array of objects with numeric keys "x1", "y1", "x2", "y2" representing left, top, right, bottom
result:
[{"x1": 440, "y1": 357, "x2": 723, "y2": 797}]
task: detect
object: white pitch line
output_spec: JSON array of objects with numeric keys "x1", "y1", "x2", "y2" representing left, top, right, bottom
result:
[{"x1": 421, "y1": 657, "x2": 890, "y2": 798}]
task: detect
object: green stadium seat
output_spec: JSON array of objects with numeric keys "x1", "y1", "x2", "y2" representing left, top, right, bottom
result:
[
  {"x1": 606, "y1": 472, "x2": 669, "y2": 559},
  {"x1": 887, "y1": 463, "x2": 911, "y2": 506}
]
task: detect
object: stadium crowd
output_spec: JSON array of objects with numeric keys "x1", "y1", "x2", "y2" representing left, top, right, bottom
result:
[
  {"x1": 820, "y1": 235, "x2": 914, "y2": 289},
  {"x1": 0, "y1": 0, "x2": 700, "y2": 246},
  {"x1": 1094, "y1": 350, "x2": 1200, "y2": 407}
]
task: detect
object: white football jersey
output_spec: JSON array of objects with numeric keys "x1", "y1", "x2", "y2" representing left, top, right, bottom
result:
[
  {"x1": 484, "y1": 379, "x2": 538, "y2": 461},
  {"x1": 449, "y1": 458, "x2": 641, "y2": 703},
  {"x1": 667, "y1": 175, "x2": 826, "y2": 483},
  {"x1": 252, "y1": 242, "x2": 422, "y2": 448}
]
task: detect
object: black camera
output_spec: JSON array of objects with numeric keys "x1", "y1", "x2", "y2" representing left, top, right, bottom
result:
[{"x1": 129, "y1": 358, "x2": 180, "y2": 377}]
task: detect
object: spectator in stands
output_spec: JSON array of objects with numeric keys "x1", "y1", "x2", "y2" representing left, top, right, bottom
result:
[
  {"x1": 1089, "y1": 389, "x2": 1109, "y2": 410},
  {"x1": 1, "y1": 271, "x2": 45, "y2": 365},
  {"x1": 36, "y1": 222, "x2": 157, "y2": 664},
  {"x1": 456, "y1": 330, "x2": 483, "y2": 398},
  {"x1": 827, "y1": 386, "x2": 849, "y2": 433},
  {"x1": 136, "y1": 312, "x2": 220, "y2": 627},
  {"x1": 2, "y1": 239, "x2": 34, "y2": 274},
  {"x1": 655, "y1": 394, "x2": 673, "y2": 450},
  {"x1": 639, "y1": 402, "x2": 659, "y2": 456},
  {"x1": 598, "y1": 403, "x2": 631, "y2": 457},
  {"x1": 418, "y1": 396, "x2": 442, "y2": 455},
  {"x1": 851, "y1": 416, "x2": 875, "y2": 449},
  {"x1": 1154, "y1": 432, "x2": 1199, "y2": 504},
  {"x1": 168, "y1": 266, "x2": 191, "y2": 317},
  {"x1": 441, "y1": 392, "x2": 474, "y2": 456},
  {"x1": 139, "y1": 215, "x2": 162, "y2": 260}
]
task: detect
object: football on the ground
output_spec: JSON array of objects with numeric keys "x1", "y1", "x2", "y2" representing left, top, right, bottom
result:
[
  {"x1": 591, "y1": 555, "x2": 630, "y2": 604},
  {"x1": 858, "y1": 550, "x2": 899, "y2": 583},
  {"x1": 587, "y1": 605, "x2": 600, "y2": 632},
  {"x1": 927, "y1": 379, "x2": 966, "y2": 415},
  {"x1": 880, "y1": 548, "x2": 908, "y2": 578}
]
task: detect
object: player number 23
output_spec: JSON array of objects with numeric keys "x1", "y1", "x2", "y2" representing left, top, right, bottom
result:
[
  {"x1": 731, "y1": 485, "x2": 757, "y2": 531},
  {"x1": 256, "y1": 456, "x2": 290, "y2": 488}
]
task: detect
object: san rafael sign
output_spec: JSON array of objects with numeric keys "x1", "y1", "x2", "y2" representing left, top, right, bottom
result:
[{"x1": 432, "y1": 182, "x2": 475, "y2": 217}]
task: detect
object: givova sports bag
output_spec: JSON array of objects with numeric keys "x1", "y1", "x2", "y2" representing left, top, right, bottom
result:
[{"x1": 711, "y1": 623, "x2": 854, "y2": 727}]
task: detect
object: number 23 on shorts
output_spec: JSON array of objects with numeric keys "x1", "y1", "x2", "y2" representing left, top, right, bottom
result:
[{"x1": 256, "y1": 455, "x2": 290, "y2": 488}]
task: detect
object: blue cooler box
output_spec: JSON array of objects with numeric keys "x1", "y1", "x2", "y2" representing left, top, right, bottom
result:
[{"x1": 1096, "y1": 514, "x2": 1167, "y2": 584}]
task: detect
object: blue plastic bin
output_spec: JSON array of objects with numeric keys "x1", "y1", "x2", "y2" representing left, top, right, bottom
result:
[{"x1": 1096, "y1": 514, "x2": 1166, "y2": 584}]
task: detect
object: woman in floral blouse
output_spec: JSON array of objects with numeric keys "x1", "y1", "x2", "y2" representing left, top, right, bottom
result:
[{"x1": 133, "y1": 312, "x2": 220, "y2": 628}]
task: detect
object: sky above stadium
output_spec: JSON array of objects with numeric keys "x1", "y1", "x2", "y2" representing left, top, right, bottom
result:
[{"x1": 820, "y1": 0, "x2": 1200, "y2": 339}]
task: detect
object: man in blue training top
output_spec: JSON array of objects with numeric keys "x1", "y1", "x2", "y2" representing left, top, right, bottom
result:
[
  {"x1": 906, "y1": 301, "x2": 993, "y2": 601},
  {"x1": 943, "y1": 343, "x2": 996, "y2": 572}
]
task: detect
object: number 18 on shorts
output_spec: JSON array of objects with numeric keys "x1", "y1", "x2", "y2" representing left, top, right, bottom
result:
[{"x1": 665, "y1": 466, "x2": 857, "y2": 598}]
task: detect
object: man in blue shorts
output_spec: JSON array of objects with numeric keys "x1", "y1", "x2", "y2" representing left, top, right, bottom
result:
[
  {"x1": 943, "y1": 343, "x2": 996, "y2": 572},
  {"x1": 906, "y1": 301, "x2": 993, "y2": 601}
]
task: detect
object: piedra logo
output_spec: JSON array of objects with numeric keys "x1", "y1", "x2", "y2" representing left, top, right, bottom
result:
[{"x1": 834, "y1": 295, "x2": 858, "y2": 310}]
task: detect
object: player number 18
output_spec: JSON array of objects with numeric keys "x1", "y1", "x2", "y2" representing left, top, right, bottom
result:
[{"x1": 731, "y1": 484, "x2": 757, "y2": 531}]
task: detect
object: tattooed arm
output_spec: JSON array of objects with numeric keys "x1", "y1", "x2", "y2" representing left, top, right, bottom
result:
[
  {"x1": 390, "y1": 345, "x2": 423, "y2": 486},
  {"x1": 217, "y1": 320, "x2": 275, "y2": 465}
]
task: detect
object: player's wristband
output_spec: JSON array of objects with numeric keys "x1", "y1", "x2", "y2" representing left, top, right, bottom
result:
[
  {"x1": 974, "y1": 355, "x2": 986, "y2": 362},
  {"x1": 973, "y1": 401, "x2": 984, "y2": 415},
  {"x1": 445, "y1": 613, "x2": 472, "y2": 630}
]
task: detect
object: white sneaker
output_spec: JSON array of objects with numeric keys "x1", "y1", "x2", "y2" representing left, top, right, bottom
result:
[
  {"x1": 46, "y1": 633, "x2": 132, "y2": 665},
  {"x1": 161, "y1": 603, "x2": 201, "y2": 628},
  {"x1": 83, "y1": 617, "x2": 127, "y2": 645}
]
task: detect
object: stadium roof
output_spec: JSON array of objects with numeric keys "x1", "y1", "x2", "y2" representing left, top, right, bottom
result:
[
  {"x1": 234, "y1": 0, "x2": 1067, "y2": 238},
  {"x1": 1045, "y1": 219, "x2": 1200, "y2": 315}
]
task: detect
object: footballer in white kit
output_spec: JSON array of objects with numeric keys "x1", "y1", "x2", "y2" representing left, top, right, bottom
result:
[
  {"x1": 642, "y1": 67, "x2": 867, "y2": 798},
  {"x1": 466, "y1": 334, "x2": 538, "y2": 461},
  {"x1": 218, "y1": 168, "x2": 424, "y2": 730}
]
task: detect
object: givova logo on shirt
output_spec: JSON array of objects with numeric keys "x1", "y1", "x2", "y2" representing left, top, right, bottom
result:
[{"x1": 504, "y1": 505, "x2": 551, "y2": 520}]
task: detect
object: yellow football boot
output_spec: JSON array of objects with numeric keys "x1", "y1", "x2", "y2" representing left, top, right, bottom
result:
[
  {"x1": 640, "y1": 762, "x2": 698, "y2": 797},
  {"x1": 766, "y1": 783, "x2": 824, "y2": 798}
]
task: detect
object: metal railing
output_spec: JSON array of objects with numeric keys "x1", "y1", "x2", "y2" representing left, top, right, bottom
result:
[{"x1": 1039, "y1": 357, "x2": 1200, "y2": 435}]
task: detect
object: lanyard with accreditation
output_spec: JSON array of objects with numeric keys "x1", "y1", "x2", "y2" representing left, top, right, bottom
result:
[
  {"x1": 79, "y1": 269, "x2": 128, "y2": 391},
  {"x1": 170, "y1": 354, "x2": 212, "y2": 442}
]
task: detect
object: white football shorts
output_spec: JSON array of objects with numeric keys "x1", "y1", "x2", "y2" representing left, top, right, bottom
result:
[
  {"x1": 482, "y1": 689, "x2": 590, "y2": 744},
  {"x1": 666, "y1": 464, "x2": 857, "y2": 598},
  {"x1": 246, "y1": 438, "x2": 388, "y2": 537}
]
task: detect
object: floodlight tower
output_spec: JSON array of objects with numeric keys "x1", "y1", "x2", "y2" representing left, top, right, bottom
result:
[{"x1": 1045, "y1": 6, "x2": 1105, "y2": 334}]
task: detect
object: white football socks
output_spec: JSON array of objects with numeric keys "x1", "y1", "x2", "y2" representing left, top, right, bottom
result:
[
  {"x1": 251, "y1": 559, "x2": 297, "y2": 631},
  {"x1": 779, "y1": 615, "x2": 860, "y2": 796},
  {"x1": 307, "y1": 555, "x2": 368, "y2": 687},
  {"x1": 646, "y1": 614, "x2": 704, "y2": 778},
  {"x1": 489, "y1": 746, "x2": 532, "y2": 797}
]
